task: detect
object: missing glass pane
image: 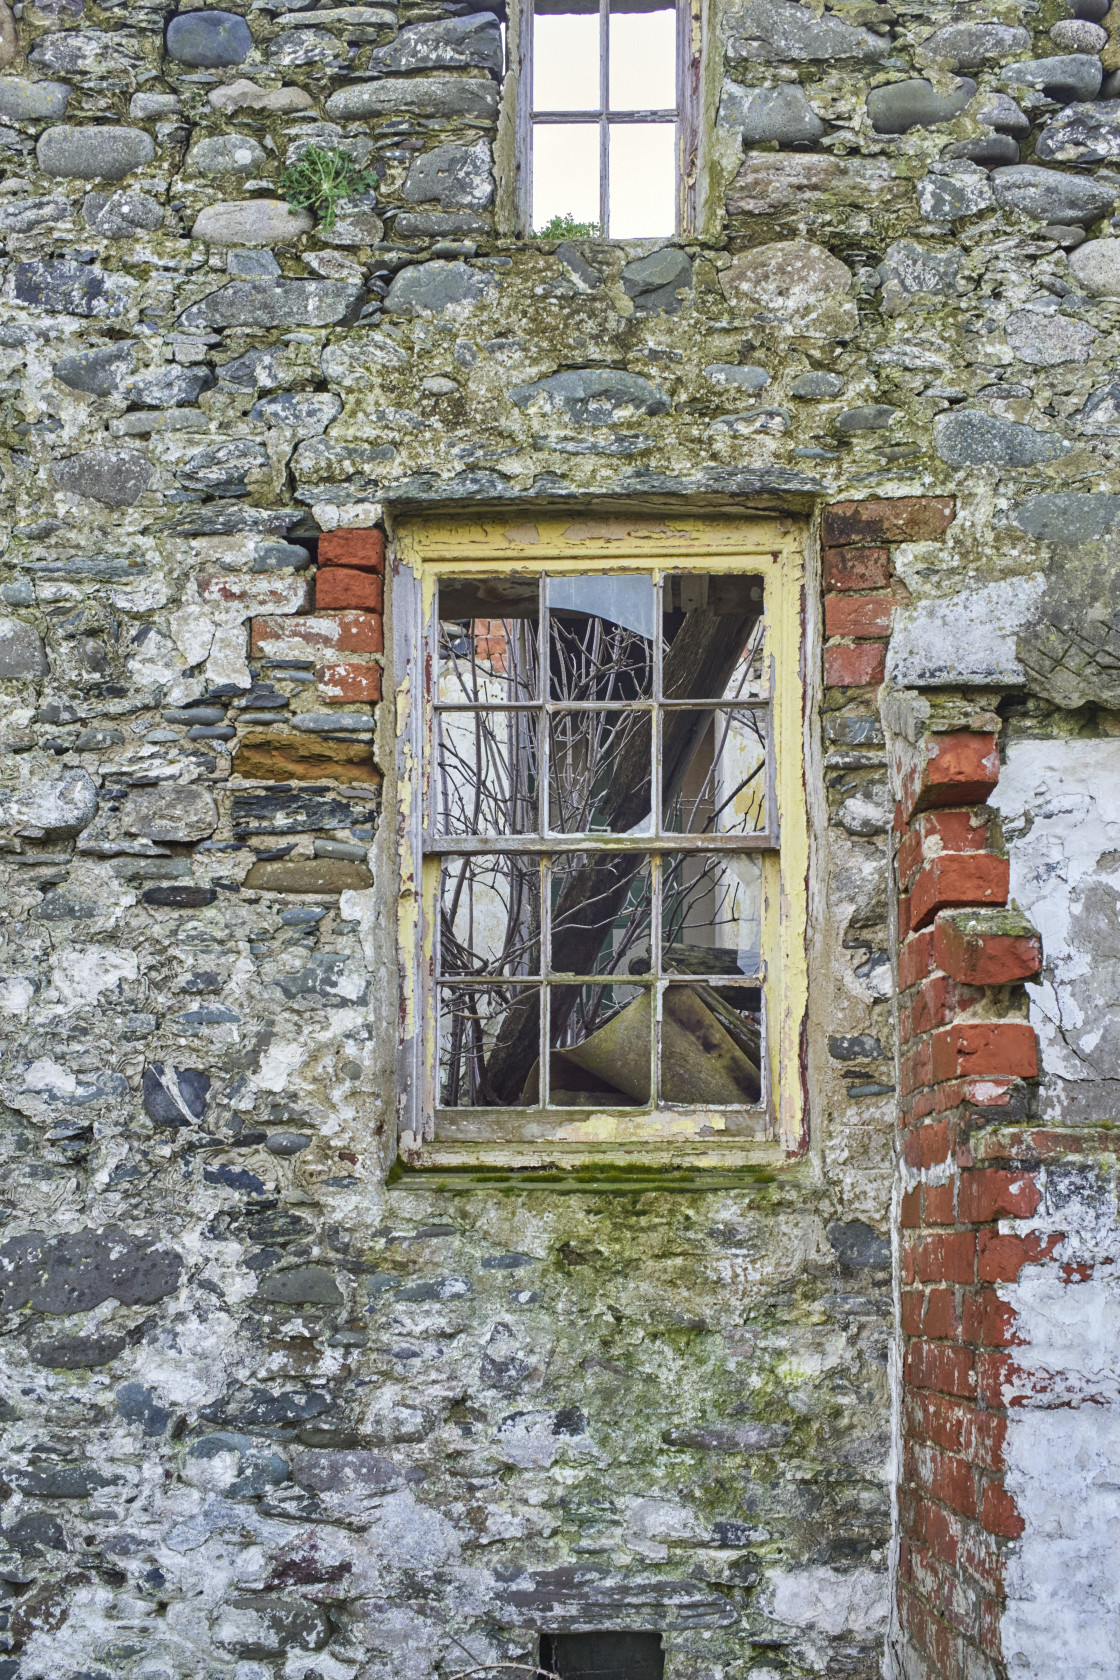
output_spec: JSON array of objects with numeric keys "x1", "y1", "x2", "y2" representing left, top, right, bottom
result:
[
  {"x1": 662, "y1": 707, "x2": 767, "y2": 837},
  {"x1": 608, "y1": 122, "x2": 676, "y2": 238},
  {"x1": 533, "y1": 122, "x2": 600, "y2": 234},
  {"x1": 609, "y1": 3, "x2": 676, "y2": 110},
  {"x1": 439, "y1": 855, "x2": 541, "y2": 979},
  {"x1": 438, "y1": 984, "x2": 539, "y2": 1108},
  {"x1": 533, "y1": 0, "x2": 600, "y2": 110},
  {"x1": 662, "y1": 851, "x2": 763, "y2": 977},
  {"x1": 540, "y1": 1631, "x2": 665, "y2": 1680},
  {"x1": 435, "y1": 711, "x2": 538, "y2": 836},
  {"x1": 662, "y1": 573, "x2": 766, "y2": 700},
  {"x1": 549, "y1": 709, "x2": 652, "y2": 834}
]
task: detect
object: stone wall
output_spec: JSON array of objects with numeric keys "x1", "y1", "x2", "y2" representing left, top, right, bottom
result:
[{"x1": 0, "y1": 0, "x2": 1119, "y2": 1674}]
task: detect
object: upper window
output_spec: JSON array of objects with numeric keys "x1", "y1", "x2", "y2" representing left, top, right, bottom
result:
[
  {"x1": 394, "y1": 517, "x2": 809, "y2": 1175},
  {"x1": 526, "y1": 0, "x2": 683, "y2": 239}
]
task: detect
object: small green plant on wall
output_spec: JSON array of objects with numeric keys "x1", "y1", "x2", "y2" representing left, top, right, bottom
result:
[
  {"x1": 536, "y1": 212, "x2": 600, "y2": 239},
  {"x1": 280, "y1": 144, "x2": 379, "y2": 233}
]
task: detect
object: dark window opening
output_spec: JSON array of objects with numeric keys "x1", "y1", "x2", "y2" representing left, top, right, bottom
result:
[{"x1": 540, "y1": 1630, "x2": 665, "y2": 1680}]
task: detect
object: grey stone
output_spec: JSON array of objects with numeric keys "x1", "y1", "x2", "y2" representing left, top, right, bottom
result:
[
  {"x1": 1002, "y1": 54, "x2": 1104, "y2": 103},
  {"x1": 1069, "y1": 236, "x2": 1120, "y2": 294},
  {"x1": 395, "y1": 211, "x2": 486, "y2": 237},
  {"x1": 291, "y1": 712, "x2": 374, "y2": 734},
  {"x1": 1052, "y1": 17, "x2": 1110, "y2": 51},
  {"x1": 52, "y1": 448, "x2": 152, "y2": 506},
  {"x1": 177, "y1": 439, "x2": 269, "y2": 496},
  {"x1": 556, "y1": 241, "x2": 602, "y2": 291},
  {"x1": 215, "y1": 1596, "x2": 331, "y2": 1659},
  {"x1": 402, "y1": 140, "x2": 494, "y2": 209},
  {"x1": 719, "y1": 239, "x2": 857, "y2": 335},
  {"x1": 291, "y1": 436, "x2": 392, "y2": 498},
  {"x1": 1078, "y1": 379, "x2": 1120, "y2": 426},
  {"x1": 37, "y1": 124, "x2": 154, "y2": 181},
  {"x1": 834, "y1": 404, "x2": 898, "y2": 431},
  {"x1": 1036, "y1": 101, "x2": 1120, "y2": 164},
  {"x1": 877, "y1": 239, "x2": 960, "y2": 311},
  {"x1": 13, "y1": 258, "x2": 132, "y2": 319},
  {"x1": 501, "y1": 1568, "x2": 738, "y2": 1629},
  {"x1": 4, "y1": 770, "x2": 96, "y2": 837},
  {"x1": 975, "y1": 91, "x2": 1031, "y2": 135},
  {"x1": 231, "y1": 788, "x2": 375, "y2": 833},
  {"x1": 130, "y1": 91, "x2": 180, "y2": 120},
  {"x1": 790, "y1": 371, "x2": 845, "y2": 398},
  {"x1": 124, "y1": 364, "x2": 213, "y2": 408},
  {"x1": 5, "y1": 1464, "x2": 120, "y2": 1498},
  {"x1": 718, "y1": 79, "x2": 824, "y2": 144},
  {"x1": 0, "y1": 1226, "x2": 182, "y2": 1314},
  {"x1": 1006, "y1": 309, "x2": 1096, "y2": 366},
  {"x1": 228, "y1": 249, "x2": 281, "y2": 278},
  {"x1": 916, "y1": 162, "x2": 993, "y2": 221},
  {"x1": 186, "y1": 1432, "x2": 289, "y2": 1496},
  {"x1": 0, "y1": 77, "x2": 70, "y2": 119},
  {"x1": 1013, "y1": 492, "x2": 1120, "y2": 543},
  {"x1": 1016, "y1": 551, "x2": 1120, "y2": 707},
  {"x1": 33, "y1": 1332, "x2": 126, "y2": 1368},
  {"x1": 324, "y1": 75, "x2": 499, "y2": 122},
  {"x1": 944, "y1": 133, "x2": 1020, "y2": 168},
  {"x1": 705, "y1": 363, "x2": 770, "y2": 391},
  {"x1": 265, "y1": 1131, "x2": 311, "y2": 1155},
  {"x1": 191, "y1": 199, "x2": 314, "y2": 246},
  {"x1": 55, "y1": 340, "x2": 136, "y2": 396},
  {"x1": 365, "y1": 12, "x2": 502, "y2": 73},
  {"x1": 82, "y1": 189, "x2": 163, "y2": 237},
  {"x1": 621, "y1": 247, "x2": 693, "y2": 313},
  {"x1": 933, "y1": 409, "x2": 1070, "y2": 466},
  {"x1": 723, "y1": 0, "x2": 888, "y2": 63},
  {"x1": 992, "y1": 163, "x2": 1117, "y2": 224},
  {"x1": 142, "y1": 1064, "x2": 210, "y2": 1127},
  {"x1": 187, "y1": 133, "x2": 267, "y2": 176},
  {"x1": 829, "y1": 1033, "x2": 883, "y2": 1061},
  {"x1": 217, "y1": 346, "x2": 287, "y2": 388},
  {"x1": 276, "y1": 951, "x2": 369, "y2": 1006},
  {"x1": 122, "y1": 785, "x2": 218, "y2": 843},
  {"x1": 0, "y1": 195, "x2": 71, "y2": 233},
  {"x1": 116, "y1": 1382, "x2": 172, "y2": 1436},
  {"x1": 828, "y1": 1220, "x2": 891, "y2": 1268},
  {"x1": 867, "y1": 77, "x2": 977, "y2": 134},
  {"x1": 250, "y1": 391, "x2": 342, "y2": 436},
  {"x1": 292, "y1": 1448, "x2": 399, "y2": 1493},
  {"x1": 73, "y1": 726, "x2": 124, "y2": 751},
  {"x1": 0, "y1": 618, "x2": 47, "y2": 680},
  {"x1": 916, "y1": 22, "x2": 1031, "y2": 69},
  {"x1": 166, "y1": 10, "x2": 252, "y2": 67},
  {"x1": 385, "y1": 259, "x2": 495, "y2": 316},
  {"x1": 268, "y1": 28, "x2": 348, "y2": 68},
  {"x1": 28, "y1": 30, "x2": 147, "y2": 81},
  {"x1": 256, "y1": 1264, "x2": 343, "y2": 1305},
  {"x1": 327, "y1": 195, "x2": 386, "y2": 245},
  {"x1": 510, "y1": 368, "x2": 669, "y2": 425},
  {"x1": 662, "y1": 1421, "x2": 791, "y2": 1451},
  {"x1": 178, "y1": 278, "x2": 365, "y2": 331}
]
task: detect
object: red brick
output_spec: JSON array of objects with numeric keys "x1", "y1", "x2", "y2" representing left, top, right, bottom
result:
[
  {"x1": 926, "y1": 1446, "x2": 979, "y2": 1519},
  {"x1": 905, "y1": 1337, "x2": 977, "y2": 1397},
  {"x1": 902, "y1": 1037, "x2": 933, "y2": 1096},
  {"x1": 931, "y1": 1023, "x2": 1038, "y2": 1084},
  {"x1": 924, "y1": 1181, "x2": 957, "y2": 1227},
  {"x1": 903, "y1": 1289, "x2": 924, "y2": 1335},
  {"x1": 909, "y1": 732, "x2": 1001, "y2": 817},
  {"x1": 824, "y1": 592, "x2": 895, "y2": 638},
  {"x1": 316, "y1": 658, "x2": 382, "y2": 704},
  {"x1": 958, "y1": 1167, "x2": 1042, "y2": 1224},
  {"x1": 900, "y1": 928, "x2": 935, "y2": 992},
  {"x1": 251, "y1": 610, "x2": 383, "y2": 658},
  {"x1": 910, "y1": 854, "x2": 1010, "y2": 931},
  {"x1": 978, "y1": 1230, "x2": 1062, "y2": 1283},
  {"x1": 922, "y1": 1286, "x2": 961, "y2": 1338},
  {"x1": 912, "y1": 974, "x2": 978, "y2": 1036},
  {"x1": 915, "y1": 1231, "x2": 976, "y2": 1285},
  {"x1": 964, "y1": 1289, "x2": 1019, "y2": 1350},
  {"x1": 315, "y1": 568, "x2": 383, "y2": 612},
  {"x1": 824, "y1": 640, "x2": 886, "y2": 687},
  {"x1": 901, "y1": 1186, "x2": 922, "y2": 1228},
  {"x1": 934, "y1": 911, "x2": 1042, "y2": 987},
  {"x1": 318, "y1": 527, "x2": 386, "y2": 574},
  {"x1": 919, "y1": 1117, "x2": 953, "y2": 1169},
  {"x1": 821, "y1": 495, "x2": 957, "y2": 547},
  {"x1": 823, "y1": 544, "x2": 891, "y2": 591},
  {"x1": 980, "y1": 1479, "x2": 1024, "y2": 1539}
]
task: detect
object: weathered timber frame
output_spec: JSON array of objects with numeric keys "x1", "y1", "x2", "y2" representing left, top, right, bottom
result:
[
  {"x1": 393, "y1": 514, "x2": 810, "y2": 1172},
  {"x1": 511, "y1": 0, "x2": 704, "y2": 237}
]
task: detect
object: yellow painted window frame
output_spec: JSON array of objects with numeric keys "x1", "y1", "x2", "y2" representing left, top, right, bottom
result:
[{"x1": 393, "y1": 512, "x2": 809, "y2": 1173}]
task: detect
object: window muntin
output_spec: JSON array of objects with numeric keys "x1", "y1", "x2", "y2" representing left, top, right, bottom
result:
[
  {"x1": 428, "y1": 567, "x2": 772, "y2": 1118},
  {"x1": 528, "y1": 0, "x2": 681, "y2": 237}
]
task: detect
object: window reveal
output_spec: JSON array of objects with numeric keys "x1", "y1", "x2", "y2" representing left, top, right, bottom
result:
[{"x1": 433, "y1": 570, "x2": 770, "y2": 1113}]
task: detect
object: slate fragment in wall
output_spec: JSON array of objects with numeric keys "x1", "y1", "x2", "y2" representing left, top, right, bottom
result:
[
  {"x1": 122, "y1": 785, "x2": 218, "y2": 843},
  {"x1": 934, "y1": 410, "x2": 1070, "y2": 467},
  {"x1": 178, "y1": 278, "x2": 365, "y2": 332},
  {"x1": 992, "y1": 164, "x2": 1118, "y2": 224},
  {"x1": 402, "y1": 141, "x2": 494, "y2": 209},
  {"x1": 232, "y1": 788, "x2": 378, "y2": 835},
  {"x1": 13, "y1": 259, "x2": 133, "y2": 319},
  {"x1": 83, "y1": 190, "x2": 164, "y2": 237},
  {"x1": 1012, "y1": 497, "x2": 1120, "y2": 707},
  {"x1": 621, "y1": 248, "x2": 693, "y2": 314},
  {"x1": 0, "y1": 1227, "x2": 183, "y2": 1314},
  {"x1": 726, "y1": 153, "x2": 907, "y2": 219},
  {"x1": 55, "y1": 340, "x2": 137, "y2": 396},
  {"x1": 0, "y1": 616, "x2": 47, "y2": 680},
  {"x1": 719, "y1": 79, "x2": 823, "y2": 145},
  {"x1": 325, "y1": 75, "x2": 499, "y2": 121},
  {"x1": 501, "y1": 1565, "x2": 739, "y2": 1629},
  {"x1": 510, "y1": 369, "x2": 669, "y2": 425},
  {"x1": 364, "y1": 12, "x2": 503, "y2": 73},
  {"x1": 142, "y1": 1063, "x2": 211, "y2": 1127},
  {"x1": 28, "y1": 30, "x2": 149, "y2": 82},
  {"x1": 1036, "y1": 101, "x2": 1120, "y2": 163},
  {"x1": 212, "y1": 1595, "x2": 332, "y2": 1658},
  {"x1": 723, "y1": 0, "x2": 888, "y2": 62},
  {"x1": 915, "y1": 22, "x2": 1031, "y2": 70},
  {"x1": 384, "y1": 259, "x2": 496, "y2": 316}
]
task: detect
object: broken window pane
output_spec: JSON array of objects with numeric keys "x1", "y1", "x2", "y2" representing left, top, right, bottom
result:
[
  {"x1": 551, "y1": 851, "x2": 652, "y2": 979},
  {"x1": 662, "y1": 572, "x2": 766, "y2": 699},
  {"x1": 660, "y1": 982, "x2": 762, "y2": 1105},
  {"x1": 609, "y1": 2, "x2": 676, "y2": 111},
  {"x1": 435, "y1": 710, "x2": 539, "y2": 836},
  {"x1": 662, "y1": 706, "x2": 767, "y2": 836},
  {"x1": 439, "y1": 984, "x2": 540, "y2": 1108},
  {"x1": 533, "y1": 0, "x2": 600, "y2": 111},
  {"x1": 439, "y1": 856, "x2": 541, "y2": 979},
  {"x1": 549, "y1": 709, "x2": 652, "y2": 834},
  {"x1": 662, "y1": 851, "x2": 763, "y2": 976},
  {"x1": 438, "y1": 577, "x2": 540, "y2": 704},
  {"x1": 549, "y1": 981, "x2": 651, "y2": 1106},
  {"x1": 608, "y1": 122, "x2": 676, "y2": 238},
  {"x1": 549, "y1": 573, "x2": 655, "y2": 699}
]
